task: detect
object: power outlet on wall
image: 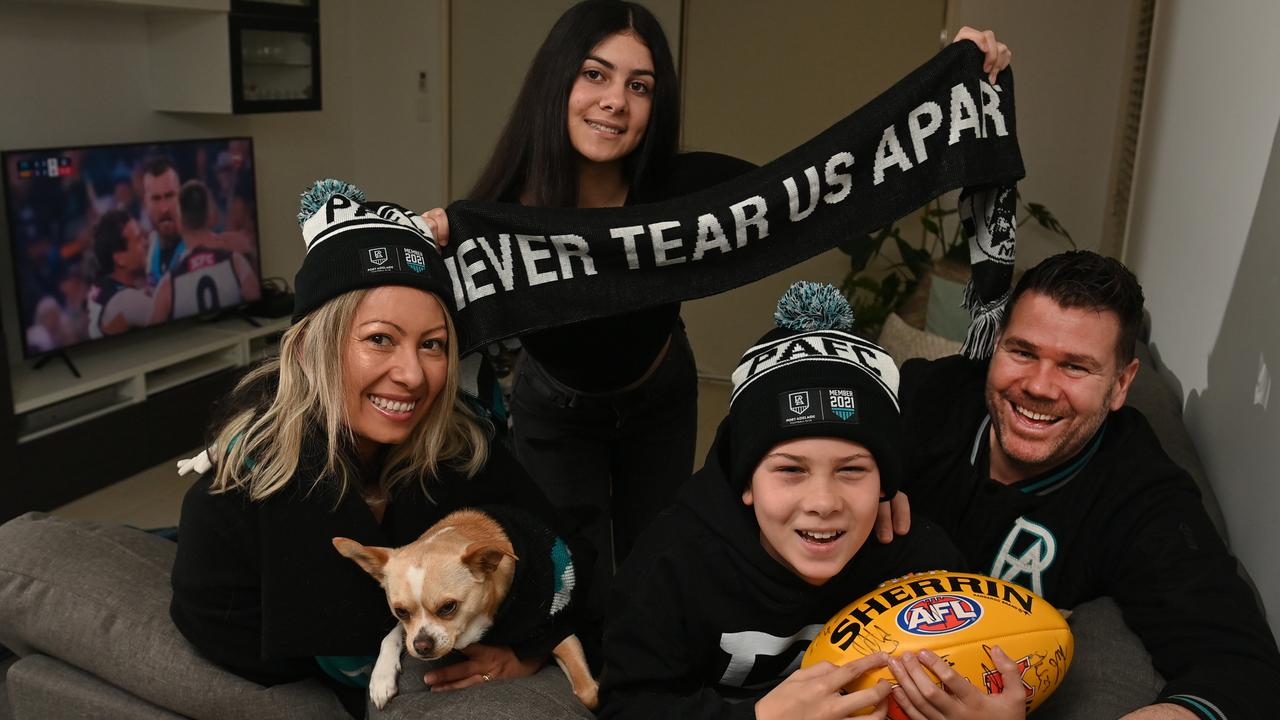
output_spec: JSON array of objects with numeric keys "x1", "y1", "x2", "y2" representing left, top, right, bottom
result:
[
  {"x1": 416, "y1": 70, "x2": 430, "y2": 123},
  {"x1": 1255, "y1": 353, "x2": 1271, "y2": 410}
]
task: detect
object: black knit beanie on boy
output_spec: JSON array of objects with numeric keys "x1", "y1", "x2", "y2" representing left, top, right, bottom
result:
[
  {"x1": 292, "y1": 179, "x2": 453, "y2": 322},
  {"x1": 728, "y1": 282, "x2": 903, "y2": 497}
]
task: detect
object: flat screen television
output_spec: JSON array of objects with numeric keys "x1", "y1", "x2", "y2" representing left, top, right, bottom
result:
[{"x1": 3, "y1": 137, "x2": 262, "y2": 358}]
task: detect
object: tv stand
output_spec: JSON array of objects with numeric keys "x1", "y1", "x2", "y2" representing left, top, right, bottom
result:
[
  {"x1": 10, "y1": 315, "x2": 288, "y2": 445},
  {"x1": 2, "y1": 314, "x2": 289, "y2": 520},
  {"x1": 31, "y1": 350, "x2": 81, "y2": 380}
]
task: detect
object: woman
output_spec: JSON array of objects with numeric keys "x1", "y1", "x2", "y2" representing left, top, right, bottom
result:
[
  {"x1": 426, "y1": 0, "x2": 757, "y2": 632},
  {"x1": 170, "y1": 185, "x2": 590, "y2": 718},
  {"x1": 424, "y1": 0, "x2": 1012, "y2": 636}
]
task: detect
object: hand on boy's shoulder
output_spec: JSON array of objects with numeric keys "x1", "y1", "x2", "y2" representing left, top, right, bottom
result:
[{"x1": 875, "y1": 491, "x2": 911, "y2": 544}]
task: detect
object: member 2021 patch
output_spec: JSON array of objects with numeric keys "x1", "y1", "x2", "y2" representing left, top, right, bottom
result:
[{"x1": 778, "y1": 388, "x2": 858, "y2": 427}]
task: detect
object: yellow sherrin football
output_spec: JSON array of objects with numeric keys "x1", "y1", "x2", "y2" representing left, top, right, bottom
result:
[{"x1": 802, "y1": 571, "x2": 1073, "y2": 718}]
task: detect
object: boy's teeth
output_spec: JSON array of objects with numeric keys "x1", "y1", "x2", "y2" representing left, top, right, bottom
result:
[
  {"x1": 799, "y1": 530, "x2": 844, "y2": 542},
  {"x1": 1015, "y1": 404, "x2": 1058, "y2": 422},
  {"x1": 369, "y1": 395, "x2": 416, "y2": 413}
]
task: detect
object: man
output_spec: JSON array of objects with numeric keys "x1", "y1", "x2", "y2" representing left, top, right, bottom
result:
[
  {"x1": 149, "y1": 179, "x2": 259, "y2": 323},
  {"x1": 87, "y1": 209, "x2": 153, "y2": 338},
  {"x1": 900, "y1": 251, "x2": 1280, "y2": 720},
  {"x1": 141, "y1": 155, "x2": 185, "y2": 289}
]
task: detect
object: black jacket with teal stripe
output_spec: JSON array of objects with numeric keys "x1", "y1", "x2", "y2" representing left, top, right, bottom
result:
[{"x1": 900, "y1": 355, "x2": 1280, "y2": 720}]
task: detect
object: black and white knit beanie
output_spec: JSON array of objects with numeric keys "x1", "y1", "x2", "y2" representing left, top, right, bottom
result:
[
  {"x1": 292, "y1": 179, "x2": 453, "y2": 322},
  {"x1": 728, "y1": 282, "x2": 902, "y2": 498}
]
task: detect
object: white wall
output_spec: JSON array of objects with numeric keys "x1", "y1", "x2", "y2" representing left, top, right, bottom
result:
[
  {"x1": 1125, "y1": 0, "x2": 1280, "y2": 625},
  {"x1": 0, "y1": 0, "x2": 448, "y2": 364},
  {"x1": 948, "y1": 0, "x2": 1131, "y2": 266}
]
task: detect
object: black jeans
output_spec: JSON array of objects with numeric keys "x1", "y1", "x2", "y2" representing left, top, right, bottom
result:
[{"x1": 509, "y1": 324, "x2": 699, "y2": 624}]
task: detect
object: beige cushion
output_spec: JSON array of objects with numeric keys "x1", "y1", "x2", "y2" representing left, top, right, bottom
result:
[{"x1": 876, "y1": 312, "x2": 963, "y2": 364}]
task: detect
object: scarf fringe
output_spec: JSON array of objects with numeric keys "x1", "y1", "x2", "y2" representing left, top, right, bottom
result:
[{"x1": 961, "y1": 286, "x2": 1009, "y2": 360}]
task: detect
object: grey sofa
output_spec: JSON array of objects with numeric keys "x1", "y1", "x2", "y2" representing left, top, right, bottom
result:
[
  {"x1": 0, "y1": 514, "x2": 591, "y2": 720},
  {"x1": 0, "y1": 317, "x2": 1254, "y2": 719}
]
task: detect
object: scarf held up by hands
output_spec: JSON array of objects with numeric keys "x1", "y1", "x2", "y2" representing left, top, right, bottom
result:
[{"x1": 440, "y1": 43, "x2": 1022, "y2": 357}]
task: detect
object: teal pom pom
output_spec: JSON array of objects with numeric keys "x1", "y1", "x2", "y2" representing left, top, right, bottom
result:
[
  {"x1": 297, "y1": 179, "x2": 366, "y2": 227},
  {"x1": 774, "y1": 282, "x2": 854, "y2": 332}
]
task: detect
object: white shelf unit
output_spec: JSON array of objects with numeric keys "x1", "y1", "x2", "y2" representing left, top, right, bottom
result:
[{"x1": 10, "y1": 315, "x2": 288, "y2": 443}]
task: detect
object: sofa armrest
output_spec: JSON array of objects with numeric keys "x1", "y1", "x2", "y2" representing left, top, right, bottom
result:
[{"x1": 0, "y1": 513, "x2": 348, "y2": 720}]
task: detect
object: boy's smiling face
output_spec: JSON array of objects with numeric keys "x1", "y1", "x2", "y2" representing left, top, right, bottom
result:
[{"x1": 742, "y1": 437, "x2": 882, "y2": 586}]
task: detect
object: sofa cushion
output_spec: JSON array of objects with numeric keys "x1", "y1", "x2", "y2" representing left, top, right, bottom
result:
[
  {"x1": 371, "y1": 655, "x2": 594, "y2": 719},
  {"x1": 1034, "y1": 597, "x2": 1162, "y2": 719},
  {"x1": 1124, "y1": 342, "x2": 1228, "y2": 539},
  {"x1": 8, "y1": 654, "x2": 187, "y2": 720},
  {"x1": 0, "y1": 512, "x2": 348, "y2": 720}
]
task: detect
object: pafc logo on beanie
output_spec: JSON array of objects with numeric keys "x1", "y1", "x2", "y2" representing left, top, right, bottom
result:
[{"x1": 732, "y1": 331, "x2": 899, "y2": 412}]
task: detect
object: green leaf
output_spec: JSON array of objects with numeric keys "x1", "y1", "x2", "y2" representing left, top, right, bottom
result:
[
  {"x1": 847, "y1": 275, "x2": 882, "y2": 295},
  {"x1": 879, "y1": 273, "x2": 901, "y2": 304},
  {"x1": 839, "y1": 233, "x2": 881, "y2": 272},
  {"x1": 921, "y1": 217, "x2": 940, "y2": 236},
  {"x1": 1022, "y1": 202, "x2": 1074, "y2": 244},
  {"x1": 943, "y1": 242, "x2": 969, "y2": 264},
  {"x1": 894, "y1": 236, "x2": 931, "y2": 280}
]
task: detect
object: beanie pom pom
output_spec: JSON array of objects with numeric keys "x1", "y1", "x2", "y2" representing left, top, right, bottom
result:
[
  {"x1": 297, "y1": 179, "x2": 366, "y2": 227},
  {"x1": 774, "y1": 281, "x2": 854, "y2": 332}
]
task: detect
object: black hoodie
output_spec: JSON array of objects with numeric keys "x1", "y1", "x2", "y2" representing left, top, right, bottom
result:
[{"x1": 598, "y1": 422, "x2": 964, "y2": 719}]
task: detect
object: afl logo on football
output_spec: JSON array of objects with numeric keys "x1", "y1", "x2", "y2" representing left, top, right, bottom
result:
[{"x1": 896, "y1": 595, "x2": 983, "y2": 636}]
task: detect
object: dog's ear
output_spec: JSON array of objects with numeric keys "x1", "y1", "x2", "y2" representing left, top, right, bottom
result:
[
  {"x1": 333, "y1": 537, "x2": 392, "y2": 581},
  {"x1": 461, "y1": 541, "x2": 518, "y2": 578}
]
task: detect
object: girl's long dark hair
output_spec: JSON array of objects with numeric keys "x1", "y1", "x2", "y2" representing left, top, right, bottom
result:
[{"x1": 467, "y1": 0, "x2": 680, "y2": 207}]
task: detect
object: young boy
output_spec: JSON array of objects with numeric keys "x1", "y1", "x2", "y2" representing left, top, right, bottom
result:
[{"x1": 598, "y1": 283, "x2": 1024, "y2": 720}]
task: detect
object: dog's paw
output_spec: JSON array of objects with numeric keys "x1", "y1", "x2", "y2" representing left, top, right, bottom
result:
[{"x1": 369, "y1": 667, "x2": 399, "y2": 710}]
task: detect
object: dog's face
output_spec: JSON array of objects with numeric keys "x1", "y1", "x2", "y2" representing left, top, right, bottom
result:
[{"x1": 334, "y1": 513, "x2": 517, "y2": 660}]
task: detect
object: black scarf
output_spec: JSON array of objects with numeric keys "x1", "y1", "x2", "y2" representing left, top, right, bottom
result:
[{"x1": 441, "y1": 43, "x2": 1024, "y2": 356}]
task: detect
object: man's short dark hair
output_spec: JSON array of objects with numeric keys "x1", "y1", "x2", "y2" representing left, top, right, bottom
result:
[
  {"x1": 93, "y1": 210, "x2": 131, "y2": 276},
  {"x1": 1003, "y1": 250, "x2": 1145, "y2": 364},
  {"x1": 180, "y1": 179, "x2": 211, "y2": 231},
  {"x1": 142, "y1": 155, "x2": 176, "y2": 179}
]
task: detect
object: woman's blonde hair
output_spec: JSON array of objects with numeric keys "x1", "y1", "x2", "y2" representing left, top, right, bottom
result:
[{"x1": 209, "y1": 288, "x2": 488, "y2": 501}]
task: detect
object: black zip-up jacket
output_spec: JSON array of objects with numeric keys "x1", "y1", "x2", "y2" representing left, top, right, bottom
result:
[
  {"x1": 599, "y1": 421, "x2": 964, "y2": 719},
  {"x1": 900, "y1": 355, "x2": 1280, "y2": 720}
]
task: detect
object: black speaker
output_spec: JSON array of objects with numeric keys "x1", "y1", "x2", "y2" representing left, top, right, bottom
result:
[
  {"x1": 248, "y1": 289, "x2": 295, "y2": 319},
  {"x1": 0, "y1": 312, "x2": 20, "y2": 521}
]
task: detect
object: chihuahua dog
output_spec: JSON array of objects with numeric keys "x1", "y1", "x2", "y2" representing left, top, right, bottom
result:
[{"x1": 333, "y1": 507, "x2": 597, "y2": 710}]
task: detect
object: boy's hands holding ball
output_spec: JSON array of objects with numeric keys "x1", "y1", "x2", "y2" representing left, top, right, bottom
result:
[
  {"x1": 888, "y1": 646, "x2": 1026, "y2": 720},
  {"x1": 756, "y1": 653, "x2": 893, "y2": 720}
]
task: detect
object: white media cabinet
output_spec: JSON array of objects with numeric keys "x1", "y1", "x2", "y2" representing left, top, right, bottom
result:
[{"x1": 10, "y1": 315, "x2": 288, "y2": 444}]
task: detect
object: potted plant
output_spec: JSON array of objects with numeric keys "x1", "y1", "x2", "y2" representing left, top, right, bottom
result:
[{"x1": 838, "y1": 191, "x2": 1073, "y2": 338}]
